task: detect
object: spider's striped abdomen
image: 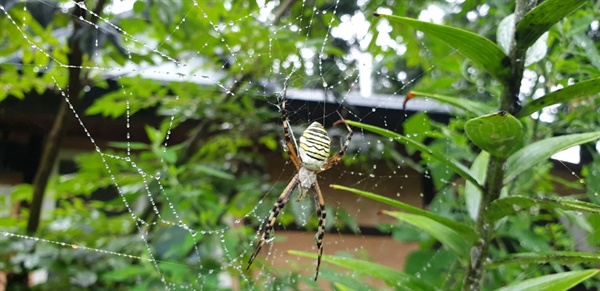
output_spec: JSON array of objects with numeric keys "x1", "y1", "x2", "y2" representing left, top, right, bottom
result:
[{"x1": 299, "y1": 122, "x2": 331, "y2": 171}]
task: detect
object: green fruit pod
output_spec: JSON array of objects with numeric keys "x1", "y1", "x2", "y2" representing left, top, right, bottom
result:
[{"x1": 464, "y1": 111, "x2": 523, "y2": 158}]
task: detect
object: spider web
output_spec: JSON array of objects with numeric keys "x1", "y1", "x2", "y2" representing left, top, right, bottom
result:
[{"x1": 1, "y1": 0, "x2": 598, "y2": 290}]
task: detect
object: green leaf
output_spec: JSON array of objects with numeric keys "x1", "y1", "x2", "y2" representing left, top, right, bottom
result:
[
  {"x1": 465, "y1": 151, "x2": 489, "y2": 221},
  {"x1": 409, "y1": 91, "x2": 495, "y2": 116},
  {"x1": 403, "y1": 113, "x2": 431, "y2": 154},
  {"x1": 504, "y1": 132, "x2": 600, "y2": 183},
  {"x1": 374, "y1": 13, "x2": 509, "y2": 83},
  {"x1": 288, "y1": 250, "x2": 437, "y2": 291},
  {"x1": 465, "y1": 111, "x2": 523, "y2": 158},
  {"x1": 191, "y1": 165, "x2": 235, "y2": 180},
  {"x1": 144, "y1": 125, "x2": 163, "y2": 145},
  {"x1": 488, "y1": 251, "x2": 600, "y2": 268},
  {"x1": 103, "y1": 265, "x2": 146, "y2": 281},
  {"x1": 345, "y1": 120, "x2": 483, "y2": 191},
  {"x1": 517, "y1": 77, "x2": 600, "y2": 118},
  {"x1": 495, "y1": 269, "x2": 600, "y2": 291},
  {"x1": 487, "y1": 196, "x2": 600, "y2": 222},
  {"x1": 107, "y1": 142, "x2": 150, "y2": 150},
  {"x1": 331, "y1": 184, "x2": 477, "y2": 242},
  {"x1": 515, "y1": 0, "x2": 588, "y2": 50},
  {"x1": 404, "y1": 249, "x2": 457, "y2": 287},
  {"x1": 382, "y1": 210, "x2": 471, "y2": 257}
]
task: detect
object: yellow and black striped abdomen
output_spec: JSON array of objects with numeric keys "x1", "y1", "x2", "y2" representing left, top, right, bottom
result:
[{"x1": 298, "y1": 122, "x2": 331, "y2": 171}]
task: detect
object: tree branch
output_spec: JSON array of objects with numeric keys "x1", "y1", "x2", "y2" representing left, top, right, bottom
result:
[{"x1": 26, "y1": 0, "x2": 108, "y2": 234}]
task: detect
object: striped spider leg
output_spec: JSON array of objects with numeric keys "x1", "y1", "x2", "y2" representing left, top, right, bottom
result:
[{"x1": 247, "y1": 86, "x2": 353, "y2": 281}]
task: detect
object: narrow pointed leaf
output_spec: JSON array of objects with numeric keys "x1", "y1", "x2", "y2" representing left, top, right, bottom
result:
[
  {"x1": 332, "y1": 282, "x2": 352, "y2": 291},
  {"x1": 465, "y1": 151, "x2": 489, "y2": 221},
  {"x1": 382, "y1": 210, "x2": 471, "y2": 257},
  {"x1": 409, "y1": 91, "x2": 495, "y2": 116},
  {"x1": 331, "y1": 184, "x2": 477, "y2": 241},
  {"x1": 345, "y1": 120, "x2": 483, "y2": 190},
  {"x1": 192, "y1": 165, "x2": 235, "y2": 180},
  {"x1": 515, "y1": 0, "x2": 588, "y2": 50},
  {"x1": 487, "y1": 196, "x2": 600, "y2": 222},
  {"x1": 488, "y1": 251, "x2": 600, "y2": 268},
  {"x1": 374, "y1": 13, "x2": 509, "y2": 83},
  {"x1": 517, "y1": 77, "x2": 600, "y2": 118},
  {"x1": 289, "y1": 250, "x2": 437, "y2": 291},
  {"x1": 504, "y1": 132, "x2": 600, "y2": 183},
  {"x1": 495, "y1": 269, "x2": 600, "y2": 291}
]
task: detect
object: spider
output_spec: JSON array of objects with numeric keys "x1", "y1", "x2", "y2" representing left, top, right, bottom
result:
[{"x1": 246, "y1": 86, "x2": 353, "y2": 281}]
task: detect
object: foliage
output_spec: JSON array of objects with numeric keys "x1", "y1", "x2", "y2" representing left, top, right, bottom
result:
[
  {"x1": 0, "y1": 0, "x2": 360, "y2": 289},
  {"x1": 321, "y1": 0, "x2": 600, "y2": 290},
  {"x1": 1, "y1": 0, "x2": 599, "y2": 290}
]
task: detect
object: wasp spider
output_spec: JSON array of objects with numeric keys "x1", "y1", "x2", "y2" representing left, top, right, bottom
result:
[{"x1": 246, "y1": 87, "x2": 353, "y2": 281}]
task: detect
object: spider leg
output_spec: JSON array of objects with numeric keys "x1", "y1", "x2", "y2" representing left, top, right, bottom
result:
[
  {"x1": 247, "y1": 174, "x2": 299, "y2": 270},
  {"x1": 312, "y1": 182, "x2": 327, "y2": 281},
  {"x1": 280, "y1": 84, "x2": 302, "y2": 170},
  {"x1": 319, "y1": 118, "x2": 353, "y2": 172}
]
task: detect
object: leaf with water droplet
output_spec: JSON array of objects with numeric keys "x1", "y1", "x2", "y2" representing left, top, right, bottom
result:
[
  {"x1": 289, "y1": 250, "x2": 436, "y2": 290},
  {"x1": 487, "y1": 196, "x2": 600, "y2": 222},
  {"x1": 495, "y1": 269, "x2": 599, "y2": 291}
]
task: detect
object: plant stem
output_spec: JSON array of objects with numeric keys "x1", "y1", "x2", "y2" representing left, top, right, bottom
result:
[
  {"x1": 463, "y1": 156, "x2": 506, "y2": 290},
  {"x1": 462, "y1": 0, "x2": 532, "y2": 289}
]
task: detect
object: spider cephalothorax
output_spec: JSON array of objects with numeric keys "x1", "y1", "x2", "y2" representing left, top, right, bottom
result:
[{"x1": 246, "y1": 86, "x2": 352, "y2": 281}]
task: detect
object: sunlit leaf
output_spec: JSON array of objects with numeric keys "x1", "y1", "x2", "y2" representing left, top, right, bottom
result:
[
  {"x1": 381, "y1": 210, "x2": 471, "y2": 257},
  {"x1": 331, "y1": 184, "x2": 477, "y2": 242},
  {"x1": 465, "y1": 151, "x2": 489, "y2": 221},
  {"x1": 517, "y1": 77, "x2": 600, "y2": 118},
  {"x1": 515, "y1": 0, "x2": 588, "y2": 50},
  {"x1": 374, "y1": 13, "x2": 509, "y2": 83},
  {"x1": 488, "y1": 251, "x2": 600, "y2": 268},
  {"x1": 504, "y1": 132, "x2": 600, "y2": 183},
  {"x1": 289, "y1": 250, "x2": 438, "y2": 291},
  {"x1": 497, "y1": 14, "x2": 548, "y2": 66},
  {"x1": 333, "y1": 282, "x2": 352, "y2": 291},
  {"x1": 495, "y1": 269, "x2": 600, "y2": 291},
  {"x1": 408, "y1": 91, "x2": 495, "y2": 116},
  {"x1": 487, "y1": 196, "x2": 600, "y2": 222},
  {"x1": 345, "y1": 120, "x2": 483, "y2": 190}
]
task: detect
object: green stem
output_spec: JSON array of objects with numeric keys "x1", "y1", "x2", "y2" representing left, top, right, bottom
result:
[
  {"x1": 463, "y1": 156, "x2": 506, "y2": 290},
  {"x1": 462, "y1": 0, "x2": 532, "y2": 289}
]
